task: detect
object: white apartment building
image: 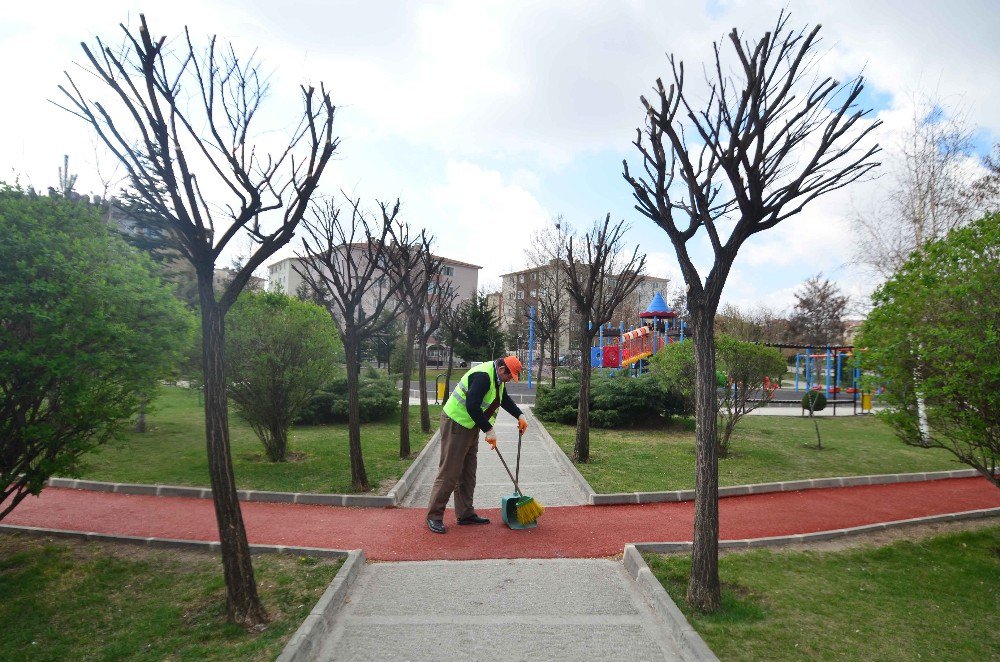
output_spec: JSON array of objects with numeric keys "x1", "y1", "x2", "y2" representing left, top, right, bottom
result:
[{"x1": 268, "y1": 250, "x2": 481, "y2": 309}]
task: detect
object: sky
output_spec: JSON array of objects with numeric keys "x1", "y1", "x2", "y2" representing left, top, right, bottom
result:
[{"x1": 3, "y1": 0, "x2": 998, "y2": 314}]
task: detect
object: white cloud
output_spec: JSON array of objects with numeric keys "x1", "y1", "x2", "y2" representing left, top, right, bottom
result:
[
  {"x1": 4, "y1": 0, "x2": 998, "y2": 310},
  {"x1": 426, "y1": 161, "x2": 553, "y2": 285}
]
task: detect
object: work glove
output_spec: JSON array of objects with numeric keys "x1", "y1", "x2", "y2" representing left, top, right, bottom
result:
[
  {"x1": 518, "y1": 415, "x2": 528, "y2": 434},
  {"x1": 485, "y1": 428, "x2": 497, "y2": 449}
]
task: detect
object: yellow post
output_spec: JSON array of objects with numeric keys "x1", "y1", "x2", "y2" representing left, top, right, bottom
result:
[{"x1": 435, "y1": 374, "x2": 447, "y2": 403}]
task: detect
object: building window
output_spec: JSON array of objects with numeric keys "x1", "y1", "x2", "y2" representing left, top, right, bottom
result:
[
  {"x1": 518, "y1": 291, "x2": 524, "y2": 300},
  {"x1": 440, "y1": 265, "x2": 454, "y2": 276}
]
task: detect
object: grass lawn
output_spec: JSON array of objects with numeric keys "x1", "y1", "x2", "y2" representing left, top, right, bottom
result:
[
  {"x1": 0, "y1": 533, "x2": 342, "y2": 661},
  {"x1": 76, "y1": 386, "x2": 441, "y2": 494},
  {"x1": 644, "y1": 525, "x2": 1000, "y2": 660},
  {"x1": 545, "y1": 415, "x2": 962, "y2": 492}
]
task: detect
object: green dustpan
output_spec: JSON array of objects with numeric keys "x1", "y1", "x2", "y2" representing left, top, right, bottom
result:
[
  {"x1": 494, "y1": 429, "x2": 538, "y2": 530},
  {"x1": 501, "y1": 493, "x2": 537, "y2": 529}
]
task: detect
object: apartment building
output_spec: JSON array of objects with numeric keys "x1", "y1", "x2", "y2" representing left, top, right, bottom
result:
[{"x1": 268, "y1": 250, "x2": 481, "y2": 310}]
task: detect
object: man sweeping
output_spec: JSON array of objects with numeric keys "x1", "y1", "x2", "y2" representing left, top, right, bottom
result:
[{"x1": 426, "y1": 356, "x2": 528, "y2": 534}]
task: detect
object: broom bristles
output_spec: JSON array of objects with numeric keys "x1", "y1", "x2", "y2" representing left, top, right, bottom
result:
[{"x1": 515, "y1": 496, "x2": 543, "y2": 525}]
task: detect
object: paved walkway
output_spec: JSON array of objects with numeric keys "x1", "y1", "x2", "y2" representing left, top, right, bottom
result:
[
  {"x1": 5, "y1": 410, "x2": 999, "y2": 661},
  {"x1": 401, "y1": 408, "x2": 588, "y2": 509},
  {"x1": 314, "y1": 558, "x2": 682, "y2": 661}
]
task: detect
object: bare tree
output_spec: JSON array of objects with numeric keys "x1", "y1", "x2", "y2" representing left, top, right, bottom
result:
[
  {"x1": 787, "y1": 273, "x2": 850, "y2": 346},
  {"x1": 527, "y1": 216, "x2": 572, "y2": 386},
  {"x1": 296, "y1": 196, "x2": 407, "y2": 491},
  {"x1": 417, "y1": 257, "x2": 458, "y2": 433},
  {"x1": 57, "y1": 16, "x2": 337, "y2": 626},
  {"x1": 854, "y1": 96, "x2": 977, "y2": 279},
  {"x1": 386, "y1": 226, "x2": 432, "y2": 458},
  {"x1": 562, "y1": 214, "x2": 646, "y2": 463},
  {"x1": 623, "y1": 13, "x2": 880, "y2": 611}
]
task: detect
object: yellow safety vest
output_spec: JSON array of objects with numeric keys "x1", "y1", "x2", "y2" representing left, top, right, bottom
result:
[{"x1": 442, "y1": 361, "x2": 505, "y2": 430}]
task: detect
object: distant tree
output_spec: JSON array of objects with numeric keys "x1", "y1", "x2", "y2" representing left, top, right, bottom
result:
[
  {"x1": 528, "y1": 214, "x2": 572, "y2": 387},
  {"x1": 716, "y1": 303, "x2": 784, "y2": 344},
  {"x1": 651, "y1": 335, "x2": 784, "y2": 455},
  {"x1": 857, "y1": 213, "x2": 999, "y2": 488},
  {"x1": 59, "y1": 15, "x2": 338, "y2": 625},
  {"x1": 562, "y1": 214, "x2": 646, "y2": 463},
  {"x1": 296, "y1": 196, "x2": 408, "y2": 490},
  {"x1": 787, "y1": 274, "x2": 850, "y2": 346},
  {"x1": 623, "y1": 13, "x2": 880, "y2": 611},
  {"x1": 854, "y1": 97, "x2": 978, "y2": 279},
  {"x1": 225, "y1": 291, "x2": 342, "y2": 462},
  {"x1": 385, "y1": 226, "x2": 432, "y2": 458},
  {"x1": 967, "y1": 142, "x2": 1000, "y2": 213},
  {"x1": 0, "y1": 187, "x2": 192, "y2": 521},
  {"x1": 715, "y1": 337, "x2": 785, "y2": 455},
  {"x1": 438, "y1": 299, "x2": 461, "y2": 402},
  {"x1": 417, "y1": 270, "x2": 458, "y2": 433},
  {"x1": 452, "y1": 293, "x2": 505, "y2": 362}
]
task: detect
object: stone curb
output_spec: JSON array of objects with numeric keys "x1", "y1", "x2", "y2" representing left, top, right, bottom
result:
[
  {"x1": 385, "y1": 429, "x2": 441, "y2": 505},
  {"x1": 623, "y1": 544, "x2": 719, "y2": 662},
  {"x1": 531, "y1": 412, "x2": 597, "y2": 503},
  {"x1": 588, "y1": 468, "x2": 985, "y2": 505},
  {"x1": 276, "y1": 549, "x2": 366, "y2": 662},
  {"x1": 630, "y1": 507, "x2": 1000, "y2": 553},
  {"x1": 0, "y1": 523, "x2": 354, "y2": 558},
  {"x1": 44, "y1": 430, "x2": 445, "y2": 509}
]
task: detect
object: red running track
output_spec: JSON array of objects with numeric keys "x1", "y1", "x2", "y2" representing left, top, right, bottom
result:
[{"x1": 4, "y1": 478, "x2": 998, "y2": 561}]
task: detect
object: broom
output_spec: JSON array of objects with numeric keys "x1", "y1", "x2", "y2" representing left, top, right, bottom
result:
[{"x1": 493, "y1": 430, "x2": 544, "y2": 525}]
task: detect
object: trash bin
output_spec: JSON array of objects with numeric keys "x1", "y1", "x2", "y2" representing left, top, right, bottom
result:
[
  {"x1": 435, "y1": 374, "x2": 447, "y2": 403},
  {"x1": 861, "y1": 392, "x2": 872, "y2": 412}
]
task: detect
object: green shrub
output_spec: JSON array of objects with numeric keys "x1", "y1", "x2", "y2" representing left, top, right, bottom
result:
[
  {"x1": 296, "y1": 372, "x2": 398, "y2": 424},
  {"x1": 802, "y1": 390, "x2": 828, "y2": 411},
  {"x1": 534, "y1": 371, "x2": 683, "y2": 428}
]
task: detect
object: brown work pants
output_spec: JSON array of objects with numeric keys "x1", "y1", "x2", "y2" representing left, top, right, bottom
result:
[{"x1": 427, "y1": 412, "x2": 481, "y2": 521}]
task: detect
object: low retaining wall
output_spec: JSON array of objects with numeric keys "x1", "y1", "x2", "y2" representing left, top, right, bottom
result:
[
  {"x1": 276, "y1": 550, "x2": 366, "y2": 662},
  {"x1": 623, "y1": 544, "x2": 719, "y2": 661},
  {"x1": 589, "y1": 468, "x2": 986, "y2": 505}
]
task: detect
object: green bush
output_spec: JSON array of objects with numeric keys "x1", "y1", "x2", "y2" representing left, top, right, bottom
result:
[
  {"x1": 802, "y1": 390, "x2": 828, "y2": 411},
  {"x1": 534, "y1": 371, "x2": 683, "y2": 428},
  {"x1": 296, "y1": 372, "x2": 398, "y2": 424}
]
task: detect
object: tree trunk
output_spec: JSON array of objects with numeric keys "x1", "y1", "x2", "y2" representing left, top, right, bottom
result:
[
  {"x1": 134, "y1": 394, "x2": 147, "y2": 433},
  {"x1": 343, "y1": 333, "x2": 369, "y2": 491},
  {"x1": 686, "y1": 307, "x2": 721, "y2": 613},
  {"x1": 418, "y1": 334, "x2": 431, "y2": 433},
  {"x1": 444, "y1": 345, "x2": 454, "y2": 405},
  {"x1": 399, "y1": 314, "x2": 417, "y2": 458},
  {"x1": 267, "y1": 422, "x2": 288, "y2": 462},
  {"x1": 573, "y1": 334, "x2": 592, "y2": 463},
  {"x1": 536, "y1": 342, "x2": 545, "y2": 383},
  {"x1": 199, "y1": 285, "x2": 267, "y2": 627},
  {"x1": 550, "y1": 334, "x2": 558, "y2": 387}
]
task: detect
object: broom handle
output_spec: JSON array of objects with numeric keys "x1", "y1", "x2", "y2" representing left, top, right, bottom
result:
[
  {"x1": 515, "y1": 429, "x2": 523, "y2": 486},
  {"x1": 492, "y1": 445, "x2": 523, "y2": 497}
]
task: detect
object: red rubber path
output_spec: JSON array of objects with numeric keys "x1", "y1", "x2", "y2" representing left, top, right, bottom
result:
[{"x1": 5, "y1": 478, "x2": 998, "y2": 561}]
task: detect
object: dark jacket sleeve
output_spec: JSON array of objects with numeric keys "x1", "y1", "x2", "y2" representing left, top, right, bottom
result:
[
  {"x1": 465, "y1": 372, "x2": 523, "y2": 432},
  {"x1": 464, "y1": 372, "x2": 492, "y2": 433},
  {"x1": 500, "y1": 389, "x2": 523, "y2": 421}
]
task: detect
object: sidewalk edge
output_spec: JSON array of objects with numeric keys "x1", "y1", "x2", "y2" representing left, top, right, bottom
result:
[
  {"x1": 533, "y1": 412, "x2": 596, "y2": 503},
  {"x1": 623, "y1": 544, "x2": 719, "y2": 662},
  {"x1": 276, "y1": 549, "x2": 366, "y2": 662},
  {"x1": 631, "y1": 507, "x2": 1000, "y2": 553},
  {"x1": 386, "y1": 429, "x2": 441, "y2": 506},
  {"x1": 590, "y1": 468, "x2": 987, "y2": 505}
]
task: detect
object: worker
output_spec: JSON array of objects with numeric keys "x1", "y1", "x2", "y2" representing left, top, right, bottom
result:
[{"x1": 426, "y1": 355, "x2": 528, "y2": 534}]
